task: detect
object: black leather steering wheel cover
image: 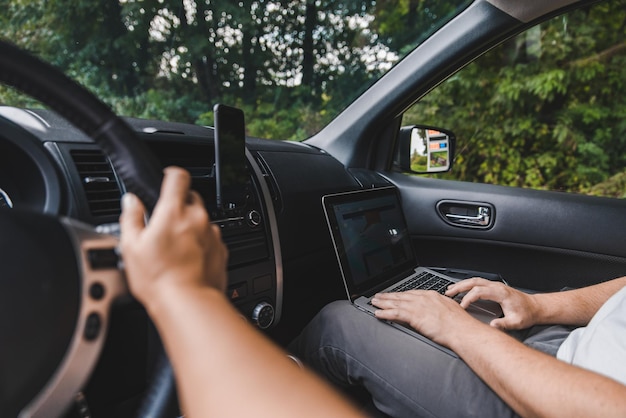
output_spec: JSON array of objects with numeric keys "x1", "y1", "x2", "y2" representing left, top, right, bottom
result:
[
  {"x1": 0, "y1": 41, "x2": 163, "y2": 211},
  {"x1": 0, "y1": 40, "x2": 175, "y2": 417}
]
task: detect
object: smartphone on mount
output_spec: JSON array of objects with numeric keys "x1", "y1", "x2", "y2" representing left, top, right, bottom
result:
[{"x1": 213, "y1": 104, "x2": 248, "y2": 211}]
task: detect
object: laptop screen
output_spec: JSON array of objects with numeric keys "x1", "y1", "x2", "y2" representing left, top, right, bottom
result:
[{"x1": 322, "y1": 187, "x2": 417, "y2": 300}]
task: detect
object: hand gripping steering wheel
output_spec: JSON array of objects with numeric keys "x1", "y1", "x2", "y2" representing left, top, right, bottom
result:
[{"x1": 0, "y1": 40, "x2": 177, "y2": 417}]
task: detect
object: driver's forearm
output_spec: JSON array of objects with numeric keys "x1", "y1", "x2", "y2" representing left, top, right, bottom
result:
[
  {"x1": 449, "y1": 321, "x2": 626, "y2": 418},
  {"x1": 531, "y1": 276, "x2": 626, "y2": 326},
  {"x1": 146, "y1": 286, "x2": 364, "y2": 418}
]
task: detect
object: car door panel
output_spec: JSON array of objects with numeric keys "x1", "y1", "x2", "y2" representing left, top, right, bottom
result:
[{"x1": 385, "y1": 172, "x2": 626, "y2": 291}]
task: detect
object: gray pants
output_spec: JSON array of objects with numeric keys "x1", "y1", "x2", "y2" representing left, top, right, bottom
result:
[{"x1": 289, "y1": 300, "x2": 572, "y2": 418}]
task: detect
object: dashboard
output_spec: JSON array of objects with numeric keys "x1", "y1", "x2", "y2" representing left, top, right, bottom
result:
[{"x1": 0, "y1": 105, "x2": 386, "y2": 415}]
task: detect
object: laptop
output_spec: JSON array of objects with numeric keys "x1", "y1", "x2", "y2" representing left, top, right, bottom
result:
[{"x1": 322, "y1": 186, "x2": 503, "y2": 357}]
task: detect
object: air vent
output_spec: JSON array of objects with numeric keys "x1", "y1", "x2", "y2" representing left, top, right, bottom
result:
[{"x1": 70, "y1": 149, "x2": 122, "y2": 218}]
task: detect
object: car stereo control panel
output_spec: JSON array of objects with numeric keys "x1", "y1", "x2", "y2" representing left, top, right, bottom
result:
[{"x1": 136, "y1": 131, "x2": 283, "y2": 330}]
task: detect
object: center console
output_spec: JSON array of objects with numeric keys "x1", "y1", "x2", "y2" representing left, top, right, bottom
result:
[{"x1": 139, "y1": 128, "x2": 282, "y2": 330}]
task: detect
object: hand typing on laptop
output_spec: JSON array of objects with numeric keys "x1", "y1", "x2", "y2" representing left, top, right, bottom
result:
[
  {"x1": 371, "y1": 278, "x2": 537, "y2": 347},
  {"x1": 292, "y1": 273, "x2": 626, "y2": 418},
  {"x1": 371, "y1": 287, "x2": 478, "y2": 348},
  {"x1": 446, "y1": 277, "x2": 539, "y2": 330},
  {"x1": 320, "y1": 187, "x2": 503, "y2": 351}
]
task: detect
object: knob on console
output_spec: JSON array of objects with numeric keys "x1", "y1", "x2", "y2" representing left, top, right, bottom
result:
[
  {"x1": 251, "y1": 302, "x2": 275, "y2": 329},
  {"x1": 246, "y1": 209, "x2": 262, "y2": 227}
]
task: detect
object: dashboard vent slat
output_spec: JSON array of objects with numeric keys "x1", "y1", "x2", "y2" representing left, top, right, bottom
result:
[{"x1": 70, "y1": 149, "x2": 122, "y2": 218}]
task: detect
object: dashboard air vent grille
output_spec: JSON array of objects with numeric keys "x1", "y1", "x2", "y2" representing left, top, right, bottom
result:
[{"x1": 70, "y1": 149, "x2": 122, "y2": 218}]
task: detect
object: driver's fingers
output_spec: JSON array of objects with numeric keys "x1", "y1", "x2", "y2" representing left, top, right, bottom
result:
[
  {"x1": 188, "y1": 190, "x2": 211, "y2": 225},
  {"x1": 119, "y1": 193, "x2": 147, "y2": 241},
  {"x1": 152, "y1": 166, "x2": 192, "y2": 218},
  {"x1": 188, "y1": 189, "x2": 204, "y2": 208}
]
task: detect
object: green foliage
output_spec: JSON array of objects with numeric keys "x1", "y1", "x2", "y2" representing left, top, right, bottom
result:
[
  {"x1": 1, "y1": 0, "x2": 465, "y2": 133},
  {"x1": 1, "y1": 0, "x2": 624, "y2": 198},
  {"x1": 411, "y1": 153, "x2": 427, "y2": 172},
  {"x1": 0, "y1": 85, "x2": 44, "y2": 109},
  {"x1": 406, "y1": 0, "x2": 626, "y2": 197},
  {"x1": 588, "y1": 172, "x2": 626, "y2": 198},
  {"x1": 373, "y1": 0, "x2": 471, "y2": 52}
]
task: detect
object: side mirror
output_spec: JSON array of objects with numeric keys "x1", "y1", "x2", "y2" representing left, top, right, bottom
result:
[{"x1": 394, "y1": 125, "x2": 456, "y2": 174}]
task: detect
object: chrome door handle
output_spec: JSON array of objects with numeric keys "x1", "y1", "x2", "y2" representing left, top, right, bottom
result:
[{"x1": 444, "y1": 206, "x2": 490, "y2": 226}]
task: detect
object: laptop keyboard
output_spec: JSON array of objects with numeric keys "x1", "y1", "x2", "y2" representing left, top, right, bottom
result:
[{"x1": 389, "y1": 271, "x2": 453, "y2": 295}]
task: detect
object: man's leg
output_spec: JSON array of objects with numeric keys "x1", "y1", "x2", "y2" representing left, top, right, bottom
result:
[{"x1": 290, "y1": 300, "x2": 516, "y2": 418}]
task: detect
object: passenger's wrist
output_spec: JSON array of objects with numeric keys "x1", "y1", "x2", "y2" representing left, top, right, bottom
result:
[
  {"x1": 527, "y1": 292, "x2": 549, "y2": 325},
  {"x1": 445, "y1": 318, "x2": 494, "y2": 353}
]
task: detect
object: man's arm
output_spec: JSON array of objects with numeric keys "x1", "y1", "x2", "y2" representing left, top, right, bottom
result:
[
  {"x1": 120, "y1": 167, "x2": 363, "y2": 418},
  {"x1": 143, "y1": 284, "x2": 364, "y2": 418},
  {"x1": 446, "y1": 276, "x2": 626, "y2": 330},
  {"x1": 372, "y1": 287, "x2": 626, "y2": 417},
  {"x1": 529, "y1": 277, "x2": 626, "y2": 325},
  {"x1": 450, "y1": 317, "x2": 626, "y2": 417}
]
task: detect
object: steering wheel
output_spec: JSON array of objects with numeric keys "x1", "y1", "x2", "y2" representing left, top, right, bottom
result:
[{"x1": 0, "y1": 41, "x2": 176, "y2": 417}]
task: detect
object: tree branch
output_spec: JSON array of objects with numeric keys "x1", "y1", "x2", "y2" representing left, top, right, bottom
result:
[{"x1": 570, "y1": 41, "x2": 626, "y2": 67}]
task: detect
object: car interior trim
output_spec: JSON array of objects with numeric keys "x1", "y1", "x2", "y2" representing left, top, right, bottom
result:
[
  {"x1": 246, "y1": 148, "x2": 284, "y2": 324},
  {"x1": 486, "y1": 0, "x2": 580, "y2": 23}
]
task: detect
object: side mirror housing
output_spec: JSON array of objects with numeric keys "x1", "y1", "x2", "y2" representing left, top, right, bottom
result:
[{"x1": 394, "y1": 125, "x2": 456, "y2": 174}]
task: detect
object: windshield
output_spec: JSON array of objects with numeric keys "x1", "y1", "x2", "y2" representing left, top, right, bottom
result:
[{"x1": 0, "y1": 0, "x2": 471, "y2": 141}]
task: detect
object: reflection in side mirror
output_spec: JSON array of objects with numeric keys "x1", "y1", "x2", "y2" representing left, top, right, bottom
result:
[{"x1": 395, "y1": 125, "x2": 455, "y2": 174}]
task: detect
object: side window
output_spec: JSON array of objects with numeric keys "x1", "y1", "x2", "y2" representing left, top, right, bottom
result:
[{"x1": 404, "y1": 2, "x2": 626, "y2": 198}]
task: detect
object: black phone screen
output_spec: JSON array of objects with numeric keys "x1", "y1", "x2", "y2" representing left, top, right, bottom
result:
[{"x1": 213, "y1": 104, "x2": 248, "y2": 209}]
